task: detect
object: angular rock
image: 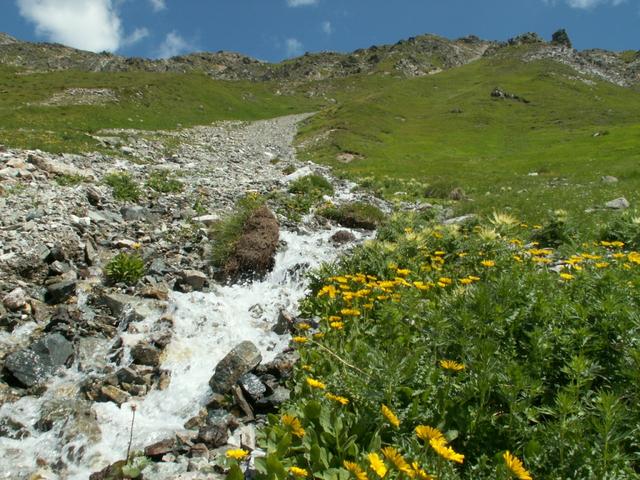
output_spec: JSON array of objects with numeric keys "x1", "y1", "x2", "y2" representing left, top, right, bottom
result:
[
  {"x1": 3, "y1": 287, "x2": 27, "y2": 311},
  {"x1": 255, "y1": 386, "x2": 291, "y2": 413},
  {"x1": 176, "y1": 270, "x2": 208, "y2": 292},
  {"x1": 120, "y1": 205, "x2": 150, "y2": 222},
  {"x1": 193, "y1": 214, "x2": 219, "y2": 226},
  {"x1": 131, "y1": 342, "x2": 161, "y2": 367},
  {"x1": 197, "y1": 424, "x2": 228, "y2": 449},
  {"x1": 3, "y1": 333, "x2": 74, "y2": 387},
  {"x1": 209, "y1": 341, "x2": 262, "y2": 394},
  {"x1": 145, "y1": 438, "x2": 176, "y2": 457},
  {"x1": 272, "y1": 309, "x2": 295, "y2": 335},
  {"x1": 100, "y1": 385, "x2": 130, "y2": 405},
  {"x1": 605, "y1": 197, "x2": 630, "y2": 210},
  {"x1": 239, "y1": 373, "x2": 266, "y2": 402},
  {"x1": 45, "y1": 279, "x2": 76, "y2": 304}
]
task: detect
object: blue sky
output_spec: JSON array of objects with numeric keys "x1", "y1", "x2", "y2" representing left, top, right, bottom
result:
[{"x1": 1, "y1": 0, "x2": 638, "y2": 61}]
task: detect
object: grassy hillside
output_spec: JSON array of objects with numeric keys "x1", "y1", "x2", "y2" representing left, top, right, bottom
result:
[
  {"x1": 0, "y1": 66, "x2": 320, "y2": 153},
  {"x1": 297, "y1": 47, "x2": 640, "y2": 226}
]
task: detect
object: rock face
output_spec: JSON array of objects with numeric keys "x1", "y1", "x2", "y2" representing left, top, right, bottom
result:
[
  {"x1": 3, "y1": 333, "x2": 74, "y2": 387},
  {"x1": 224, "y1": 206, "x2": 279, "y2": 279},
  {"x1": 209, "y1": 341, "x2": 262, "y2": 394}
]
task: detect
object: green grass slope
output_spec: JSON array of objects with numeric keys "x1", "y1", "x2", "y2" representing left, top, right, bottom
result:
[
  {"x1": 0, "y1": 66, "x2": 320, "y2": 153},
  {"x1": 298, "y1": 47, "x2": 640, "y2": 224}
]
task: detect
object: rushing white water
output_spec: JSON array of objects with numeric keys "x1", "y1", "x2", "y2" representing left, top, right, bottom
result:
[{"x1": 0, "y1": 221, "x2": 367, "y2": 479}]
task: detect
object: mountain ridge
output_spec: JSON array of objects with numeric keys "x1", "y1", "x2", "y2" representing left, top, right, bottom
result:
[{"x1": 1, "y1": 30, "x2": 638, "y2": 86}]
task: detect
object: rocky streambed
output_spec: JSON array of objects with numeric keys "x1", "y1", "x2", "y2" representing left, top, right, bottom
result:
[{"x1": 0, "y1": 114, "x2": 381, "y2": 479}]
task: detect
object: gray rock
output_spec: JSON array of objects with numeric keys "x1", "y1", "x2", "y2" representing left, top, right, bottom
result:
[
  {"x1": 120, "y1": 205, "x2": 150, "y2": 221},
  {"x1": 193, "y1": 214, "x2": 219, "y2": 226},
  {"x1": 49, "y1": 261, "x2": 71, "y2": 276},
  {"x1": 101, "y1": 292, "x2": 166, "y2": 322},
  {"x1": 255, "y1": 386, "x2": 291, "y2": 412},
  {"x1": 2, "y1": 287, "x2": 27, "y2": 311},
  {"x1": 178, "y1": 270, "x2": 208, "y2": 291},
  {"x1": 209, "y1": 341, "x2": 262, "y2": 394},
  {"x1": 4, "y1": 333, "x2": 74, "y2": 387},
  {"x1": 45, "y1": 279, "x2": 76, "y2": 304},
  {"x1": 84, "y1": 237, "x2": 99, "y2": 266},
  {"x1": 239, "y1": 373, "x2": 266, "y2": 402},
  {"x1": 145, "y1": 438, "x2": 176, "y2": 457},
  {"x1": 272, "y1": 310, "x2": 295, "y2": 335},
  {"x1": 605, "y1": 197, "x2": 630, "y2": 210},
  {"x1": 197, "y1": 424, "x2": 228, "y2": 448},
  {"x1": 443, "y1": 214, "x2": 477, "y2": 225},
  {"x1": 601, "y1": 175, "x2": 619, "y2": 184}
]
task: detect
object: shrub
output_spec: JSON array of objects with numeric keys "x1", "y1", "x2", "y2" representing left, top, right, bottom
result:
[
  {"x1": 104, "y1": 172, "x2": 141, "y2": 201},
  {"x1": 319, "y1": 202, "x2": 386, "y2": 230},
  {"x1": 147, "y1": 170, "x2": 184, "y2": 193},
  {"x1": 210, "y1": 193, "x2": 265, "y2": 268},
  {"x1": 288, "y1": 174, "x2": 334, "y2": 197},
  {"x1": 104, "y1": 253, "x2": 145, "y2": 285}
]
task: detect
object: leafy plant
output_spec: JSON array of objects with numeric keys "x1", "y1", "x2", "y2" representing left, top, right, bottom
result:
[
  {"x1": 104, "y1": 172, "x2": 141, "y2": 201},
  {"x1": 147, "y1": 170, "x2": 184, "y2": 193},
  {"x1": 104, "y1": 252, "x2": 145, "y2": 285},
  {"x1": 54, "y1": 174, "x2": 86, "y2": 186}
]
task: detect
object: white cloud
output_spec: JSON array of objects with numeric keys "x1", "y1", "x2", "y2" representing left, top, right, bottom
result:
[
  {"x1": 123, "y1": 27, "x2": 149, "y2": 47},
  {"x1": 285, "y1": 38, "x2": 303, "y2": 57},
  {"x1": 321, "y1": 20, "x2": 333, "y2": 35},
  {"x1": 286, "y1": 0, "x2": 318, "y2": 6},
  {"x1": 157, "y1": 31, "x2": 192, "y2": 58},
  {"x1": 16, "y1": 0, "x2": 123, "y2": 52},
  {"x1": 148, "y1": 0, "x2": 166, "y2": 12},
  {"x1": 545, "y1": 0, "x2": 626, "y2": 8}
]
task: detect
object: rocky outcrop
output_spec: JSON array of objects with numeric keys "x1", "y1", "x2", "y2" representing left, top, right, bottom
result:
[{"x1": 223, "y1": 206, "x2": 279, "y2": 279}]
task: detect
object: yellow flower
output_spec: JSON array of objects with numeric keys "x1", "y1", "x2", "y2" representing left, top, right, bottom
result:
[
  {"x1": 429, "y1": 438, "x2": 464, "y2": 464},
  {"x1": 628, "y1": 252, "x2": 640, "y2": 264},
  {"x1": 325, "y1": 393, "x2": 350, "y2": 405},
  {"x1": 381, "y1": 404, "x2": 400, "y2": 428},
  {"x1": 559, "y1": 273, "x2": 574, "y2": 281},
  {"x1": 225, "y1": 448, "x2": 249, "y2": 460},
  {"x1": 367, "y1": 453, "x2": 387, "y2": 478},
  {"x1": 341, "y1": 308, "x2": 361, "y2": 316},
  {"x1": 594, "y1": 262, "x2": 609, "y2": 268},
  {"x1": 344, "y1": 461, "x2": 368, "y2": 480},
  {"x1": 306, "y1": 377, "x2": 326, "y2": 390},
  {"x1": 415, "y1": 425, "x2": 444, "y2": 443},
  {"x1": 292, "y1": 336, "x2": 308, "y2": 344},
  {"x1": 503, "y1": 451, "x2": 532, "y2": 480},
  {"x1": 328, "y1": 315, "x2": 342, "y2": 322},
  {"x1": 381, "y1": 447, "x2": 414, "y2": 477},
  {"x1": 411, "y1": 462, "x2": 434, "y2": 480},
  {"x1": 439, "y1": 359, "x2": 465, "y2": 372},
  {"x1": 296, "y1": 322, "x2": 311, "y2": 331},
  {"x1": 281, "y1": 414, "x2": 305, "y2": 438},
  {"x1": 289, "y1": 466, "x2": 308, "y2": 477},
  {"x1": 330, "y1": 321, "x2": 345, "y2": 330},
  {"x1": 481, "y1": 260, "x2": 496, "y2": 268},
  {"x1": 459, "y1": 278, "x2": 473, "y2": 285}
]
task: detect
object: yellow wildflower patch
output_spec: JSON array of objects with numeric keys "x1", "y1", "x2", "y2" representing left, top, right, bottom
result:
[
  {"x1": 225, "y1": 448, "x2": 249, "y2": 460},
  {"x1": 367, "y1": 453, "x2": 387, "y2": 478},
  {"x1": 344, "y1": 461, "x2": 368, "y2": 480},
  {"x1": 306, "y1": 377, "x2": 326, "y2": 390},
  {"x1": 281, "y1": 414, "x2": 305, "y2": 438},
  {"x1": 503, "y1": 451, "x2": 532, "y2": 480}
]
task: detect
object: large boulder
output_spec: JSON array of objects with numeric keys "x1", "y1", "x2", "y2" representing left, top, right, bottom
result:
[
  {"x1": 3, "y1": 333, "x2": 74, "y2": 387},
  {"x1": 224, "y1": 206, "x2": 279, "y2": 279},
  {"x1": 209, "y1": 341, "x2": 262, "y2": 394}
]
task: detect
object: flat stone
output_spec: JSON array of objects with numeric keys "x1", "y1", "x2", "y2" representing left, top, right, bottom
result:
[
  {"x1": 4, "y1": 333, "x2": 74, "y2": 387},
  {"x1": 45, "y1": 279, "x2": 76, "y2": 305},
  {"x1": 601, "y1": 175, "x2": 619, "y2": 184},
  {"x1": 100, "y1": 385, "x2": 130, "y2": 405},
  {"x1": 145, "y1": 438, "x2": 176, "y2": 457},
  {"x1": 239, "y1": 373, "x2": 266, "y2": 402},
  {"x1": 208, "y1": 341, "x2": 262, "y2": 394},
  {"x1": 443, "y1": 214, "x2": 477, "y2": 225},
  {"x1": 178, "y1": 270, "x2": 208, "y2": 291},
  {"x1": 120, "y1": 205, "x2": 150, "y2": 222},
  {"x1": 197, "y1": 424, "x2": 228, "y2": 448}
]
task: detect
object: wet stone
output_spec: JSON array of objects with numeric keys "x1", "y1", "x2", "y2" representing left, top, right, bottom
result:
[
  {"x1": 145, "y1": 438, "x2": 176, "y2": 458},
  {"x1": 45, "y1": 279, "x2": 76, "y2": 304},
  {"x1": 100, "y1": 385, "x2": 130, "y2": 405},
  {"x1": 239, "y1": 373, "x2": 266, "y2": 402},
  {"x1": 4, "y1": 333, "x2": 74, "y2": 388},
  {"x1": 208, "y1": 341, "x2": 262, "y2": 394},
  {"x1": 255, "y1": 386, "x2": 291, "y2": 413},
  {"x1": 197, "y1": 424, "x2": 228, "y2": 449},
  {"x1": 131, "y1": 341, "x2": 161, "y2": 367}
]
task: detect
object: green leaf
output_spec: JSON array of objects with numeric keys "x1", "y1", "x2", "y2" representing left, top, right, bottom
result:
[
  {"x1": 305, "y1": 400, "x2": 322, "y2": 420},
  {"x1": 226, "y1": 464, "x2": 244, "y2": 480}
]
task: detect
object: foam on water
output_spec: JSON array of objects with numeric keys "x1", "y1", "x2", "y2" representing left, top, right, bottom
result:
[{"x1": 0, "y1": 223, "x2": 367, "y2": 479}]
